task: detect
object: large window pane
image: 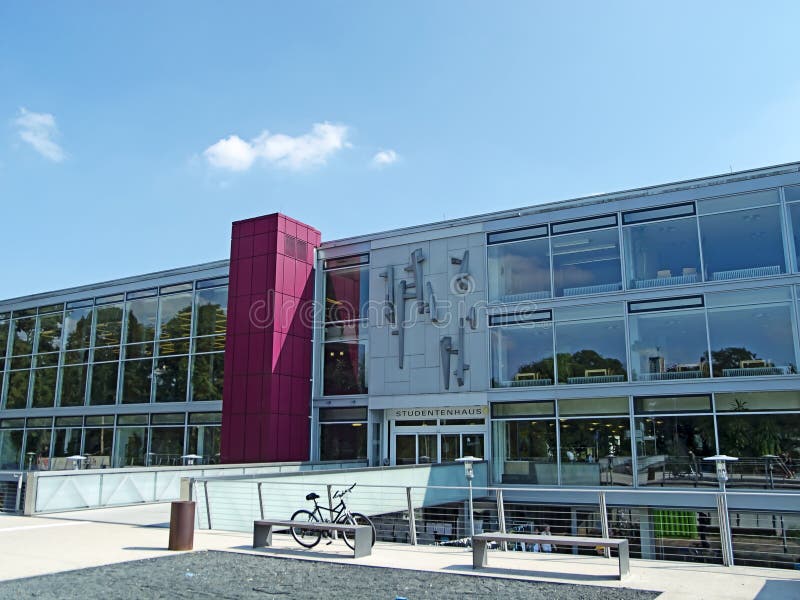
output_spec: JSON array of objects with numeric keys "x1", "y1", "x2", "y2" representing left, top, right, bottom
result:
[
  {"x1": 154, "y1": 355, "x2": 189, "y2": 402},
  {"x1": 31, "y1": 367, "x2": 57, "y2": 408},
  {"x1": 191, "y1": 352, "x2": 224, "y2": 401},
  {"x1": 63, "y1": 307, "x2": 92, "y2": 350},
  {"x1": 555, "y1": 318, "x2": 627, "y2": 384},
  {"x1": 629, "y1": 310, "x2": 709, "y2": 381},
  {"x1": 323, "y1": 341, "x2": 367, "y2": 395},
  {"x1": 89, "y1": 362, "x2": 118, "y2": 405},
  {"x1": 93, "y1": 303, "x2": 123, "y2": 349},
  {"x1": 700, "y1": 205, "x2": 785, "y2": 280},
  {"x1": 488, "y1": 238, "x2": 551, "y2": 303},
  {"x1": 491, "y1": 419, "x2": 557, "y2": 485},
  {"x1": 320, "y1": 423, "x2": 367, "y2": 460},
  {"x1": 159, "y1": 293, "x2": 193, "y2": 340},
  {"x1": 715, "y1": 391, "x2": 800, "y2": 412},
  {"x1": 5, "y1": 370, "x2": 31, "y2": 409},
  {"x1": 717, "y1": 414, "x2": 800, "y2": 489},
  {"x1": 707, "y1": 299, "x2": 797, "y2": 377},
  {"x1": 560, "y1": 417, "x2": 632, "y2": 486},
  {"x1": 23, "y1": 429, "x2": 51, "y2": 470},
  {"x1": 59, "y1": 364, "x2": 88, "y2": 407},
  {"x1": 52, "y1": 427, "x2": 82, "y2": 469},
  {"x1": 84, "y1": 426, "x2": 113, "y2": 468},
  {"x1": 195, "y1": 286, "x2": 228, "y2": 337},
  {"x1": 634, "y1": 415, "x2": 716, "y2": 486},
  {"x1": 0, "y1": 315, "x2": 9, "y2": 358},
  {"x1": 325, "y1": 266, "x2": 369, "y2": 322},
  {"x1": 0, "y1": 429, "x2": 23, "y2": 469},
  {"x1": 36, "y1": 312, "x2": 63, "y2": 353},
  {"x1": 149, "y1": 427, "x2": 184, "y2": 465},
  {"x1": 789, "y1": 201, "x2": 800, "y2": 271},
  {"x1": 125, "y1": 297, "x2": 158, "y2": 344},
  {"x1": 624, "y1": 217, "x2": 701, "y2": 289},
  {"x1": 113, "y1": 426, "x2": 148, "y2": 467},
  {"x1": 187, "y1": 424, "x2": 220, "y2": 464},
  {"x1": 490, "y1": 324, "x2": 554, "y2": 387},
  {"x1": 11, "y1": 316, "x2": 36, "y2": 356},
  {"x1": 552, "y1": 228, "x2": 622, "y2": 297},
  {"x1": 121, "y1": 359, "x2": 153, "y2": 404}
]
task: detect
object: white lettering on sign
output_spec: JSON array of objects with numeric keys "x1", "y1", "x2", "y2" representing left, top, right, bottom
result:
[{"x1": 388, "y1": 406, "x2": 488, "y2": 420}]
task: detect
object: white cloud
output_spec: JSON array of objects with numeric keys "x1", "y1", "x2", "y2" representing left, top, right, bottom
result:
[
  {"x1": 14, "y1": 108, "x2": 65, "y2": 162},
  {"x1": 371, "y1": 149, "x2": 398, "y2": 167},
  {"x1": 203, "y1": 122, "x2": 349, "y2": 172}
]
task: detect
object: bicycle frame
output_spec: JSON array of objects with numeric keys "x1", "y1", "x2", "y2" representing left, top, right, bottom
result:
[{"x1": 307, "y1": 494, "x2": 352, "y2": 524}]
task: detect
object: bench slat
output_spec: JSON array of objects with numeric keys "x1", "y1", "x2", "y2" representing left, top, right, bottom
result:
[
  {"x1": 473, "y1": 533, "x2": 625, "y2": 547},
  {"x1": 254, "y1": 520, "x2": 365, "y2": 532}
]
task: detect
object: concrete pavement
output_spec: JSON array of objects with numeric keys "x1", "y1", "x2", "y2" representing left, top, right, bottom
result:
[{"x1": 1, "y1": 504, "x2": 798, "y2": 599}]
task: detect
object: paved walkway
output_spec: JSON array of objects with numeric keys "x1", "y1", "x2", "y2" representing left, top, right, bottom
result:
[{"x1": 1, "y1": 504, "x2": 798, "y2": 599}]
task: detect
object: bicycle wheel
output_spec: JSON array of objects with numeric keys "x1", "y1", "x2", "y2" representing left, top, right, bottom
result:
[
  {"x1": 339, "y1": 512, "x2": 376, "y2": 550},
  {"x1": 290, "y1": 509, "x2": 322, "y2": 548}
]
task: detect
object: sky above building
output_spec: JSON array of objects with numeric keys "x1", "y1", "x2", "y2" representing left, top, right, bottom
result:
[{"x1": 1, "y1": 1, "x2": 799, "y2": 299}]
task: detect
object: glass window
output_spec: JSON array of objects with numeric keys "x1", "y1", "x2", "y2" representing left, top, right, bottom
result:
[
  {"x1": 154, "y1": 355, "x2": 189, "y2": 402},
  {"x1": 320, "y1": 423, "x2": 367, "y2": 460},
  {"x1": 487, "y1": 237, "x2": 551, "y2": 303},
  {"x1": 487, "y1": 225, "x2": 548, "y2": 245},
  {"x1": 628, "y1": 309, "x2": 710, "y2": 381},
  {"x1": 697, "y1": 189, "x2": 779, "y2": 215},
  {"x1": 554, "y1": 313, "x2": 627, "y2": 384},
  {"x1": 491, "y1": 419, "x2": 557, "y2": 485},
  {"x1": 699, "y1": 202, "x2": 785, "y2": 281},
  {"x1": 5, "y1": 370, "x2": 30, "y2": 409},
  {"x1": 125, "y1": 297, "x2": 158, "y2": 344},
  {"x1": 89, "y1": 362, "x2": 118, "y2": 405},
  {"x1": 93, "y1": 303, "x2": 123, "y2": 349},
  {"x1": 159, "y1": 292, "x2": 193, "y2": 341},
  {"x1": 36, "y1": 311, "x2": 63, "y2": 354},
  {"x1": 707, "y1": 291, "x2": 797, "y2": 377},
  {"x1": 0, "y1": 429, "x2": 24, "y2": 469},
  {"x1": 159, "y1": 339, "x2": 191, "y2": 357},
  {"x1": 11, "y1": 316, "x2": 36, "y2": 356},
  {"x1": 187, "y1": 424, "x2": 220, "y2": 463},
  {"x1": 715, "y1": 390, "x2": 800, "y2": 412},
  {"x1": 35, "y1": 352, "x2": 59, "y2": 367},
  {"x1": 624, "y1": 217, "x2": 702, "y2": 289},
  {"x1": 634, "y1": 414, "x2": 716, "y2": 486},
  {"x1": 59, "y1": 364, "x2": 88, "y2": 407},
  {"x1": 113, "y1": 427, "x2": 148, "y2": 467},
  {"x1": 149, "y1": 427, "x2": 184, "y2": 465},
  {"x1": 121, "y1": 359, "x2": 153, "y2": 404},
  {"x1": 717, "y1": 414, "x2": 800, "y2": 489},
  {"x1": 191, "y1": 352, "x2": 224, "y2": 401},
  {"x1": 323, "y1": 341, "x2": 367, "y2": 395},
  {"x1": 622, "y1": 203, "x2": 695, "y2": 225},
  {"x1": 194, "y1": 286, "x2": 228, "y2": 337},
  {"x1": 93, "y1": 345, "x2": 121, "y2": 362},
  {"x1": 0, "y1": 314, "x2": 10, "y2": 358},
  {"x1": 188, "y1": 412, "x2": 222, "y2": 424},
  {"x1": 31, "y1": 367, "x2": 57, "y2": 408},
  {"x1": 635, "y1": 395, "x2": 712, "y2": 413},
  {"x1": 23, "y1": 429, "x2": 52, "y2": 469},
  {"x1": 319, "y1": 407, "x2": 368, "y2": 422},
  {"x1": 551, "y1": 214, "x2": 617, "y2": 234},
  {"x1": 490, "y1": 324, "x2": 554, "y2": 387},
  {"x1": 63, "y1": 307, "x2": 92, "y2": 350},
  {"x1": 558, "y1": 397, "x2": 629, "y2": 416},
  {"x1": 560, "y1": 417, "x2": 632, "y2": 486},
  {"x1": 197, "y1": 276, "x2": 228, "y2": 289},
  {"x1": 491, "y1": 401, "x2": 555, "y2": 418},
  {"x1": 552, "y1": 228, "x2": 622, "y2": 297},
  {"x1": 84, "y1": 426, "x2": 113, "y2": 468},
  {"x1": 52, "y1": 426, "x2": 82, "y2": 466},
  {"x1": 324, "y1": 265, "x2": 369, "y2": 323}
]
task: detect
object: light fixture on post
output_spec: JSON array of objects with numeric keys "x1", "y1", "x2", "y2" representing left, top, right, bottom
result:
[
  {"x1": 703, "y1": 454, "x2": 738, "y2": 566},
  {"x1": 455, "y1": 456, "x2": 481, "y2": 538},
  {"x1": 181, "y1": 454, "x2": 203, "y2": 466}
]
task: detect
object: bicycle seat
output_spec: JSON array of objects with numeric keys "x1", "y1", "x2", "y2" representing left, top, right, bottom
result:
[{"x1": 305, "y1": 493, "x2": 320, "y2": 501}]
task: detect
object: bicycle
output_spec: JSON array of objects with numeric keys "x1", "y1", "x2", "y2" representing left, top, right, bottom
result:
[{"x1": 290, "y1": 483, "x2": 376, "y2": 550}]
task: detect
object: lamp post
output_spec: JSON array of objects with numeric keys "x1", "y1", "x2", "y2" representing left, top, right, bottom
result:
[
  {"x1": 181, "y1": 454, "x2": 203, "y2": 466},
  {"x1": 456, "y1": 456, "x2": 480, "y2": 539},
  {"x1": 704, "y1": 455, "x2": 738, "y2": 566},
  {"x1": 66, "y1": 455, "x2": 87, "y2": 470}
]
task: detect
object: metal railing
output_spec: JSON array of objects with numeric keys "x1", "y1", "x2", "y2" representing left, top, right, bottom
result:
[{"x1": 190, "y1": 473, "x2": 800, "y2": 571}]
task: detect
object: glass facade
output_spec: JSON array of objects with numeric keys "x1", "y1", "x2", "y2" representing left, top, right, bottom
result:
[{"x1": 319, "y1": 407, "x2": 368, "y2": 461}]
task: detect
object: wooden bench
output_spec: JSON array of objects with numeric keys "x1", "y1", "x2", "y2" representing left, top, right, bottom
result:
[
  {"x1": 253, "y1": 520, "x2": 372, "y2": 558},
  {"x1": 472, "y1": 533, "x2": 630, "y2": 580}
]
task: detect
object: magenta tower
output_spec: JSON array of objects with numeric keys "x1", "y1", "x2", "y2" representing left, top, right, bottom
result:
[{"x1": 221, "y1": 213, "x2": 321, "y2": 463}]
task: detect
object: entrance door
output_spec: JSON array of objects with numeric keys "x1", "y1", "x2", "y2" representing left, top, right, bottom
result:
[{"x1": 391, "y1": 427, "x2": 485, "y2": 465}]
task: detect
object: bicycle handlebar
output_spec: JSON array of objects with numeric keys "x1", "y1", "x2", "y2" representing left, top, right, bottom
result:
[{"x1": 332, "y1": 483, "x2": 357, "y2": 499}]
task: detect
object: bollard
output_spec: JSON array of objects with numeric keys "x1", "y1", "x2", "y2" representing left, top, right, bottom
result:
[{"x1": 168, "y1": 500, "x2": 196, "y2": 551}]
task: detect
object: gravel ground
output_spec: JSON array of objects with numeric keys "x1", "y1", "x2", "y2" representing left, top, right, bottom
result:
[{"x1": 0, "y1": 551, "x2": 660, "y2": 599}]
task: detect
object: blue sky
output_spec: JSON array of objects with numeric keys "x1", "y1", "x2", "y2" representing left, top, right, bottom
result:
[{"x1": 1, "y1": 1, "x2": 799, "y2": 300}]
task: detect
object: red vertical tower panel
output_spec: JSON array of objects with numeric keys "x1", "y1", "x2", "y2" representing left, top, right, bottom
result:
[{"x1": 221, "y1": 213, "x2": 320, "y2": 463}]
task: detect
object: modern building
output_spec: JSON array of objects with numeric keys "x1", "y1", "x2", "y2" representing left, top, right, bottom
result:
[{"x1": 2, "y1": 162, "x2": 800, "y2": 498}]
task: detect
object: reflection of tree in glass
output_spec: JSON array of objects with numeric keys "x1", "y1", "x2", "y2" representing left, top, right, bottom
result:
[
  {"x1": 555, "y1": 350, "x2": 625, "y2": 381},
  {"x1": 124, "y1": 432, "x2": 143, "y2": 466},
  {"x1": 707, "y1": 347, "x2": 756, "y2": 376},
  {"x1": 192, "y1": 354, "x2": 224, "y2": 401},
  {"x1": 65, "y1": 312, "x2": 92, "y2": 350},
  {"x1": 324, "y1": 345, "x2": 366, "y2": 395}
]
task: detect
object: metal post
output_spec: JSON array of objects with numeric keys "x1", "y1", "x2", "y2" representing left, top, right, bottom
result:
[
  {"x1": 467, "y1": 478, "x2": 475, "y2": 538},
  {"x1": 495, "y1": 488, "x2": 507, "y2": 551},
  {"x1": 326, "y1": 484, "x2": 337, "y2": 539},
  {"x1": 257, "y1": 482, "x2": 264, "y2": 520},
  {"x1": 14, "y1": 473, "x2": 23, "y2": 513},
  {"x1": 599, "y1": 491, "x2": 610, "y2": 558},
  {"x1": 716, "y1": 492, "x2": 734, "y2": 567},
  {"x1": 406, "y1": 487, "x2": 417, "y2": 545},
  {"x1": 204, "y1": 481, "x2": 212, "y2": 530}
]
